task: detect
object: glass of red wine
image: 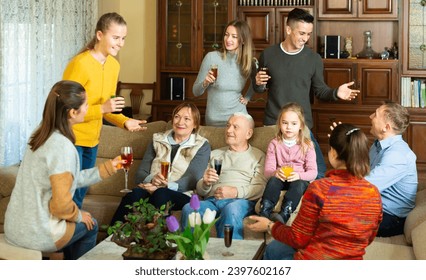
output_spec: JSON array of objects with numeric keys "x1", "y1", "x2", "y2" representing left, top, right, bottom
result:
[
  {"x1": 120, "y1": 146, "x2": 133, "y2": 193},
  {"x1": 214, "y1": 158, "x2": 222, "y2": 177},
  {"x1": 222, "y1": 224, "x2": 234, "y2": 256}
]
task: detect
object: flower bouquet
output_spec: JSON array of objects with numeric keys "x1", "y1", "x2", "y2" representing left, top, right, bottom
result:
[{"x1": 166, "y1": 194, "x2": 218, "y2": 260}]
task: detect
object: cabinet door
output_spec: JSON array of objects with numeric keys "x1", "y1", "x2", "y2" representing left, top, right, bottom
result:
[
  {"x1": 159, "y1": 0, "x2": 196, "y2": 70},
  {"x1": 357, "y1": 60, "x2": 398, "y2": 105},
  {"x1": 275, "y1": 7, "x2": 315, "y2": 50},
  {"x1": 406, "y1": 113, "x2": 426, "y2": 184},
  {"x1": 238, "y1": 7, "x2": 276, "y2": 55},
  {"x1": 402, "y1": 1, "x2": 426, "y2": 75},
  {"x1": 358, "y1": 0, "x2": 397, "y2": 19},
  {"x1": 201, "y1": 0, "x2": 236, "y2": 62},
  {"x1": 318, "y1": 0, "x2": 356, "y2": 19},
  {"x1": 317, "y1": 59, "x2": 356, "y2": 104}
]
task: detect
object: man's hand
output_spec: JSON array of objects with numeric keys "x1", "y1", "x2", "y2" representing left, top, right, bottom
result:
[
  {"x1": 337, "y1": 81, "x2": 359, "y2": 101},
  {"x1": 214, "y1": 186, "x2": 237, "y2": 199},
  {"x1": 203, "y1": 167, "x2": 219, "y2": 186}
]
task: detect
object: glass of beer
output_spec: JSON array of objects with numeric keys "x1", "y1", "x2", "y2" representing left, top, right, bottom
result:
[
  {"x1": 222, "y1": 224, "x2": 234, "y2": 256},
  {"x1": 259, "y1": 66, "x2": 270, "y2": 88},
  {"x1": 160, "y1": 161, "x2": 170, "y2": 179},
  {"x1": 210, "y1": 64, "x2": 218, "y2": 83}
]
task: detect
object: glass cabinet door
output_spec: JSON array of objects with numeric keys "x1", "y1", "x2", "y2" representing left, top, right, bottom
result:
[
  {"x1": 403, "y1": 1, "x2": 426, "y2": 75},
  {"x1": 202, "y1": 0, "x2": 231, "y2": 57},
  {"x1": 165, "y1": 0, "x2": 194, "y2": 69}
]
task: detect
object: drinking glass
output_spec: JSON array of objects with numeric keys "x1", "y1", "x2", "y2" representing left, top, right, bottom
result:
[
  {"x1": 214, "y1": 158, "x2": 222, "y2": 176},
  {"x1": 160, "y1": 161, "x2": 170, "y2": 180},
  {"x1": 120, "y1": 146, "x2": 133, "y2": 193},
  {"x1": 259, "y1": 67, "x2": 270, "y2": 88},
  {"x1": 210, "y1": 64, "x2": 218, "y2": 83},
  {"x1": 281, "y1": 164, "x2": 294, "y2": 179},
  {"x1": 222, "y1": 224, "x2": 234, "y2": 256}
]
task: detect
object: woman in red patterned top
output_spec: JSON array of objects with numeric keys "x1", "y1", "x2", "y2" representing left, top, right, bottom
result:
[{"x1": 248, "y1": 123, "x2": 382, "y2": 259}]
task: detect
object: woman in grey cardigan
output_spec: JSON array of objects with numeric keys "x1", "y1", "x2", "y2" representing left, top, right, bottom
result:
[
  {"x1": 4, "y1": 81, "x2": 123, "y2": 259},
  {"x1": 193, "y1": 19, "x2": 256, "y2": 127}
]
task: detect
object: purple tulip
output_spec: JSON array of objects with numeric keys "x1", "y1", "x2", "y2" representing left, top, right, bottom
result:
[
  {"x1": 190, "y1": 194, "x2": 200, "y2": 211},
  {"x1": 166, "y1": 215, "x2": 180, "y2": 232}
]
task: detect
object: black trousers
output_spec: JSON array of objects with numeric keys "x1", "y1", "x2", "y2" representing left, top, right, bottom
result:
[
  {"x1": 110, "y1": 187, "x2": 190, "y2": 225},
  {"x1": 262, "y1": 177, "x2": 309, "y2": 210},
  {"x1": 377, "y1": 212, "x2": 406, "y2": 237}
]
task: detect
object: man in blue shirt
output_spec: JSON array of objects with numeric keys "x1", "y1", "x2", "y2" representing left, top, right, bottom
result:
[{"x1": 365, "y1": 101, "x2": 417, "y2": 237}]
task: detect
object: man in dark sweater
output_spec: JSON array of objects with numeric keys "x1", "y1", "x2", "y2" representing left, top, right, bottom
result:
[{"x1": 252, "y1": 8, "x2": 358, "y2": 178}]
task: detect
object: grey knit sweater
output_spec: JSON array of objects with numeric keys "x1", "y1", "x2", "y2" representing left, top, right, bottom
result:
[{"x1": 193, "y1": 51, "x2": 250, "y2": 127}]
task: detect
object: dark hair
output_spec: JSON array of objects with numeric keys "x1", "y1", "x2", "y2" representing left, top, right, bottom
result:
[
  {"x1": 329, "y1": 123, "x2": 370, "y2": 178},
  {"x1": 172, "y1": 102, "x2": 201, "y2": 133},
  {"x1": 381, "y1": 101, "x2": 410, "y2": 134},
  {"x1": 79, "y1": 12, "x2": 127, "y2": 53},
  {"x1": 221, "y1": 19, "x2": 254, "y2": 78},
  {"x1": 29, "y1": 81, "x2": 86, "y2": 151},
  {"x1": 286, "y1": 8, "x2": 314, "y2": 27}
]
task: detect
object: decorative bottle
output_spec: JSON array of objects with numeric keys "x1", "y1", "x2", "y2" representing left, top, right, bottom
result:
[{"x1": 356, "y1": 30, "x2": 378, "y2": 59}]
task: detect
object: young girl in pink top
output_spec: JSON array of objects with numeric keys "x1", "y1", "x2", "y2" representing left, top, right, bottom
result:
[{"x1": 259, "y1": 102, "x2": 317, "y2": 223}]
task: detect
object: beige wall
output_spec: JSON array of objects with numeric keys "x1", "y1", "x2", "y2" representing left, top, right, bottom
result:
[{"x1": 98, "y1": 0, "x2": 157, "y2": 114}]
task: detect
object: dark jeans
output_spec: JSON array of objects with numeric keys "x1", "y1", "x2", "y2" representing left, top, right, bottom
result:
[
  {"x1": 110, "y1": 187, "x2": 190, "y2": 225},
  {"x1": 263, "y1": 177, "x2": 309, "y2": 210},
  {"x1": 377, "y1": 212, "x2": 406, "y2": 237},
  {"x1": 73, "y1": 145, "x2": 98, "y2": 209},
  {"x1": 310, "y1": 130, "x2": 326, "y2": 179}
]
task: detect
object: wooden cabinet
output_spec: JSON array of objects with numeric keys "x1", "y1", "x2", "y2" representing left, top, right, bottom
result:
[
  {"x1": 318, "y1": 0, "x2": 397, "y2": 19},
  {"x1": 319, "y1": 59, "x2": 398, "y2": 105},
  {"x1": 238, "y1": 6, "x2": 315, "y2": 56}
]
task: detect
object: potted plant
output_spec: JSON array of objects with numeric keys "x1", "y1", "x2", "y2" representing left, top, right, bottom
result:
[{"x1": 107, "y1": 198, "x2": 176, "y2": 260}]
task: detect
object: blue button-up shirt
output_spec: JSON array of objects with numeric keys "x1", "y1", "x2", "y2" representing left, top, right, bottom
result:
[{"x1": 365, "y1": 135, "x2": 417, "y2": 217}]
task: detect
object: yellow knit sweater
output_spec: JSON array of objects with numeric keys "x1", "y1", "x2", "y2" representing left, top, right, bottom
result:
[{"x1": 63, "y1": 50, "x2": 129, "y2": 147}]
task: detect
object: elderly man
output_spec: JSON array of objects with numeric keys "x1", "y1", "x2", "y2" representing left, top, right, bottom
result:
[
  {"x1": 365, "y1": 101, "x2": 417, "y2": 237},
  {"x1": 181, "y1": 112, "x2": 267, "y2": 240}
]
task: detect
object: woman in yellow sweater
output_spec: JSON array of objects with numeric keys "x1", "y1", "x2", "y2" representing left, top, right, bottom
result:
[{"x1": 63, "y1": 12, "x2": 146, "y2": 208}]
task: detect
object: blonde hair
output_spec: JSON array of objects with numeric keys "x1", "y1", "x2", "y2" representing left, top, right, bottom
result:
[
  {"x1": 275, "y1": 102, "x2": 312, "y2": 155},
  {"x1": 220, "y1": 20, "x2": 254, "y2": 78}
]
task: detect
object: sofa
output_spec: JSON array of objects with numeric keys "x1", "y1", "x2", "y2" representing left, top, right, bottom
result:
[{"x1": 1, "y1": 121, "x2": 426, "y2": 259}]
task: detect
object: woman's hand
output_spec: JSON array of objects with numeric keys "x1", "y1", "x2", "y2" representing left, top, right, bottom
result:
[
  {"x1": 124, "y1": 119, "x2": 147, "y2": 132},
  {"x1": 239, "y1": 96, "x2": 249, "y2": 105},
  {"x1": 151, "y1": 173, "x2": 168, "y2": 187},
  {"x1": 81, "y1": 211, "x2": 96, "y2": 231},
  {"x1": 203, "y1": 69, "x2": 216, "y2": 87},
  {"x1": 138, "y1": 183, "x2": 158, "y2": 194},
  {"x1": 102, "y1": 96, "x2": 125, "y2": 114},
  {"x1": 111, "y1": 155, "x2": 127, "y2": 171},
  {"x1": 246, "y1": 215, "x2": 271, "y2": 233}
]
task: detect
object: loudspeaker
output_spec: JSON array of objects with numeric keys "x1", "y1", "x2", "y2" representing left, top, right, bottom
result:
[
  {"x1": 169, "y1": 77, "x2": 185, "y2": 100},
  {"x1": 324, "y1": 35, "x2": 340, "y2": 59}
]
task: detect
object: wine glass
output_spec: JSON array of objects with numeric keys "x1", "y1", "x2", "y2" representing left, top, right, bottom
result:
[
  {"x1": 222, "y1": 224, "x2": 234, "y2": 256},
  {"x1": 120, "y1": 146, "x2": 133, "y2": 193}
]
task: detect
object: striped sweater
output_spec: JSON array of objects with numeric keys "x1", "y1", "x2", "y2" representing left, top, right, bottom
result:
[{"x1": 271, "y1": 169, "x2": 382, "y2": 260}]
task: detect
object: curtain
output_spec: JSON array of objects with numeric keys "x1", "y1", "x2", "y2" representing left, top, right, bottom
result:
[{"x1": 0, "y1": 0, "x2": 98, "y2": 166}]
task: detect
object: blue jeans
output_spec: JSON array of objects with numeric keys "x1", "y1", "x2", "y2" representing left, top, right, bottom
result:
[
  {"x1": 62, "y1": 219, "x2": 98, "y2": 260},
  {"x1": 73, "y1": 145, "x2": 98, "y2": 209},
  {"x1": 263, "y1": 240, "x2": 295, "y2": 260},
  {"x1": 310, "y1": 130, "x2": 326, "y2": 179},
  {"x1": 377, "y1": 212, "x2": 406, "y2": 237},
  {"x1": 181, "y1": 197, "x2": 256, "y2": 240}
]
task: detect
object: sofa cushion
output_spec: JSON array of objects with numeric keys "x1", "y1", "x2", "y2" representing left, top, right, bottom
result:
[
  {"x1": 364, "y1": 240, "x2": 415, "y2": 260},
  {"x1": 411, "y1": 220, "x2": 426, "y2": 260},
  {"x1": 404, "y1": 202, "x2": 426, "y2": 245},
  {"x1": 0, "y1": 165, "x2": 19, "y2": 198}
]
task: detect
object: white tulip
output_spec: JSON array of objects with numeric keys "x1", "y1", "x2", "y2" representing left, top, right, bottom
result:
[
  {"x1": 202, "y1": 208, "x2": 217, "y2": 224},
  {"x1": 188, "y1": 212, "x2": 202, "y2": 227}
]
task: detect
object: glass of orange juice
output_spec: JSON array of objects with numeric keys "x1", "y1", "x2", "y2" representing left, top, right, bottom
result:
[{"x1": 281, "y1": 165, "x2": 293, "y2": 178}]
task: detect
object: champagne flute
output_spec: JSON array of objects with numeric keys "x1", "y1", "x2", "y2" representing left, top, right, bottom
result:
[
  {"x1": 120, "y1": 146, "x2": 133, "y2": 193},
  {"x1": 222, "y1": 224, "x2": 234, "y2": 256}
]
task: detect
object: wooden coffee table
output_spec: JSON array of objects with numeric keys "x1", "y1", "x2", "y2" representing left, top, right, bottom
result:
[{"x1": 79, "y1": 236, "x2": 265, "y2": 260}]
